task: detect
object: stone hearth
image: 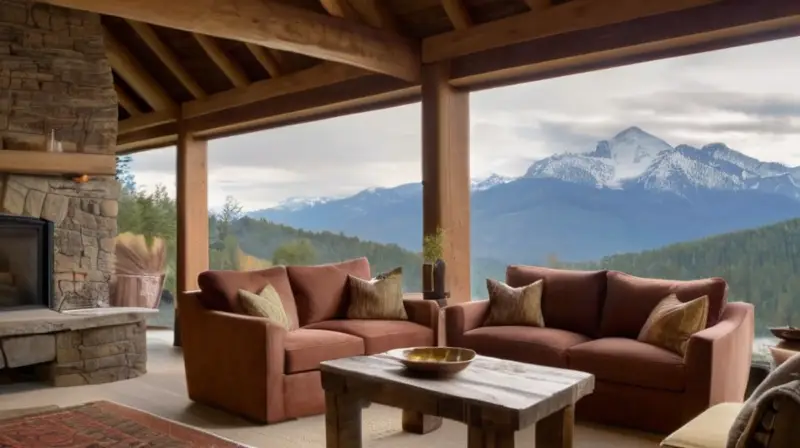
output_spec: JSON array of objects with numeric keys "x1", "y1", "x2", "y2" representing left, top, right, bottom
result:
[{"x1": 0, "y1": 308, "x2": 149, "y2": 386}]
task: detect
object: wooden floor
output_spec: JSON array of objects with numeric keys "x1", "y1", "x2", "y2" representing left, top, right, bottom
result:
[{"x1": 0, "y1": 331, "x2": 663, "y2": 447}]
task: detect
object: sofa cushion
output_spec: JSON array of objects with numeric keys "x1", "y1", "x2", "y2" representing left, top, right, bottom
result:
[
  {"x1": 567, "y1": 338, "x2": 686, "y2": 392},
  {"x1": 288, "y1": 258, "x2": 371, "y2": 326},
  {"x1": 600, "y1": 271, "x2": 728, "y2": 338},
  {"x1": 484, "y1": 278, "x2": 544, "y2": 327},
  {"x1": 238, "y1": 284, "x2": 292, "y2": 330},
  {"x1": 198, "y1": 266, "x2": 299, "y2": 329},
  {"x1": 638, "y1": 294, "x2": 709, "y2": 356},
  {"x1": 304, "y1": 319, "x2": 433, "y2": 354},
  {"x1": 284, "y1": 329, "x2": 365, "y2": 374},
  {"x1": 506, "y1": 265, "x2": 607, "y2": 337},
  {"x1": 459, "y1": 326, "x2": 590, "y2": 368},
  {"x1": 346, "y1": 267, "x2": 407, "y2": 320}
]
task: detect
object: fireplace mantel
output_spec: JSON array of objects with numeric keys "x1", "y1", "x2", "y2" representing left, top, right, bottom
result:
[{"x1": 0, "y1": 150, "x2": 116, "y2": 177}]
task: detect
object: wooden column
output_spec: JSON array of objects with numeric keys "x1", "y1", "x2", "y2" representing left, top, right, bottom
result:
[
  {"x1": 175, "y1": 118, "x2": 209, "y2": 346},
  {"x1": 421, "y1": 62, "x2": 471, "y2": 304}
]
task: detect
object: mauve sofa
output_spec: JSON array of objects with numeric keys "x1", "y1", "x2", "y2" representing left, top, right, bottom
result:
[
  {"x1": 444, "y1": 265, "x2": 755, "y2": 434},
  {"x1": 177, "y1": 257, "x2": 439, "y2": 423}
]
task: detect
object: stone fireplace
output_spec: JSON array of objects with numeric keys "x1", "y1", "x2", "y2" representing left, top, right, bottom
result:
[
  {"x1": 0, "y1": 0, "x2": 148, "y2": 387},
  {"x1": 0, "y1": 0, "x2": 119, "y2": 311}
]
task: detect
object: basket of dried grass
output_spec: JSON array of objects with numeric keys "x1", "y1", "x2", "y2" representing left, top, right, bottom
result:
[{"x1": 112, "y1": 233, "x2": 167, "y2": 308}]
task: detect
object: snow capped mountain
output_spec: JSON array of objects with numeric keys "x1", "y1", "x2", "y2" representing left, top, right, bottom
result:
[
  {"x1": 525, "y1": 126, "x2": 800, "y2": 199},
  {"x1": 273, "y1": 196, "x2": 336, "y2": 211},
  {"x1": 472, "y1": 174, "x2": 513, "y2": 191}
]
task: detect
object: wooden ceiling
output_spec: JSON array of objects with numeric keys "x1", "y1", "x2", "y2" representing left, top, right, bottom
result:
[{"x1": 36, "y1": 0, "x2": 800, "y2": 153}]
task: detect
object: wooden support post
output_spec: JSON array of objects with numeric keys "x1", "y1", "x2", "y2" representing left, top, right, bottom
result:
[
  {"x1": 421, "y1": 62, "x2": 471, "y2": 304},
  {"x1": 175, "y1": 117, "x2": 209, "y2": 346}
]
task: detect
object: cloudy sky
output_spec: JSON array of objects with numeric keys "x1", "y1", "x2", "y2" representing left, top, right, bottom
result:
[{"x1": 130, "y1": 36, "x2": 800, "y2": 211}]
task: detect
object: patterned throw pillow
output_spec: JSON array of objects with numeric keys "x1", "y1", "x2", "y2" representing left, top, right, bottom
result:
[
  {"x1": 638, "y1": 294, "x2": 709, "y2": 356},
  {"x1": 238, "y1": 284, "x2": 291, "y2": 330},
  {"x1": 347, "y1": 267, "x2": 408, "y2": 320},
  {"x1": 484, "y1": 278, "x2": 545, "y2": 327}
]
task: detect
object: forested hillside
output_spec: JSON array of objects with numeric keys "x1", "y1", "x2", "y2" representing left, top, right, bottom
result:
[{"x1": 569, "y1": 219, "x2": 800, "y2": 334}]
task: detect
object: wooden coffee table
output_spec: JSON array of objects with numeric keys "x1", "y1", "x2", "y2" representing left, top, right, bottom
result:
[{"x1": 320, "y1": 354, "x2": 594, "y2": 447}]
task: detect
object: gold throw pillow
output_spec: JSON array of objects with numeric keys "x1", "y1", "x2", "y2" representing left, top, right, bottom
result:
[
  {"x1": 484, "y1": 278, "x2": 545, "y2": 327},
  {"x1": 347, "y1": 267, "x2": 408, "y2": 320},
  {"x1": 638, "y1": 294, "x2": 709, "y2": 356},
  {"x1": 238, "y1": 284, "x2": 291, "y2": 330}
]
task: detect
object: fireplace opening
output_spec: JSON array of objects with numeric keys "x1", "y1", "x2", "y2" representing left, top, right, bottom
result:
[{"x1": 0, "y1": 214, "x2": 54, "y2": 310}]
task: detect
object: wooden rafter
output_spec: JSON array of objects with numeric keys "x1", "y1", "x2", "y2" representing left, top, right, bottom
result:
[
  {"x1": 320, "y1": 0, "x2": 361, "y2": 21},
  {"x1": 423, "y1": 0, "x2": 722, "y2": 62},
  {"x1": 41, "y1": 0, "x2": 420, "y2": 82},
  {"x1": 246, "y1": 44, "x2": 282, "y2": 78},
  {"x1": 127, "y1": 20, "x2": 206, "y2": 99},
  {"x1": 182, "y1": 62, "x2": 367, "y2": 119},
  {"x1": 347, "y1": 0, "x2": 400, "y2": 32},
  {"x1": 524, "y1": 0, "x2": 551, "y2": 11},
  {"x1": 104, "y1": 28, "x2": 175, "y2": 111},
  {"x1": 442, "y1": 0, "x2": 472, "y2": 30},
  {"x1": 114, "y1": 84, "x2": 141, "y2": 116},
  {"x1": 118, "y1": 109, "x2": 178, "y2": 135},
  {"x1": 194, "y1": 34, "x2": 250, "y2": 88}
]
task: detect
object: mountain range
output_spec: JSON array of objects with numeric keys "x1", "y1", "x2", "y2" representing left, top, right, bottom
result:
[{"x1": 249, "y1": 127, "x2": 800, "y2": 263}]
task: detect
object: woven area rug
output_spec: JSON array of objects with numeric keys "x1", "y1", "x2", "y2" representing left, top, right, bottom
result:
[{"x1": 0, "y1": 401, "x2": 248, "y2": 447}]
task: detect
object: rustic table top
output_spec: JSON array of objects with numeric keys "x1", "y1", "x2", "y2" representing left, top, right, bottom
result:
[{"x1": 321, "y1": 353, "x2": 594, "y2": 430}]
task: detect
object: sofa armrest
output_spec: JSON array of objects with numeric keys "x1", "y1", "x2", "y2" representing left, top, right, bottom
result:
[
  {"x1": 685, "y1": 301, "x2": 755, "y2": 407},
  {"x1": 178, "y1": 291, "x2": 287, "y2": 423},
  {"x1": 443, "y1": 300, "x2": 490, "y2": 346},
  {"x1": 403, "y1": 298, "x2": 439, "y2": 330}
]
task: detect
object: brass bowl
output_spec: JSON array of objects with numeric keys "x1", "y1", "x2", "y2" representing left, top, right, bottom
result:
[
  {"x1": 387, "y1": 347, "x2": 476, "y2": 376},
  {"x1": 770, "y1": 326, "x2": 800, "y2": 342}
]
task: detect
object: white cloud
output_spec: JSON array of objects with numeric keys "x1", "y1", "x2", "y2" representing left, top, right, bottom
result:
[{"x1": 130, "y1": 36, "x2": 800, "y2": 210}]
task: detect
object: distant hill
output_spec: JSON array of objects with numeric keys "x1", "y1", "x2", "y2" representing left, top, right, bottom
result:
[
  {"x1": 228, "y1": 217, "x2": 424, "y2": 292},
  {"x1": 568, "y1": 218, "x2": 800, "y2": 335},
  {"x1": 250, "y1": 127, "x2": 800, "y2": 264}
]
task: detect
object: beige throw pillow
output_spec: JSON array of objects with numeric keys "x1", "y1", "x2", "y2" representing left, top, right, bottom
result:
[
  {"x1": 347, "y1": 267, "x2": 407, "y2": 320},
  {"x1": 484, "y1": 278, "x2": 545, "y2": 327},
  {"x1": 238, "y1": 284, "x2": 291, "y2": 330},
  {"x1": 638, "y1": 294, "x2": 709, "y2": 356}
]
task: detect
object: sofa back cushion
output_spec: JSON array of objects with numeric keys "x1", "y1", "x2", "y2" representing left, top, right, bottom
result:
[
  {"x1": 197, "y1": 266, "x2": 299, "y2": 329},
  {"x1": 287, "y1": 257, "x2": 371, "y2": 326},
  {"x1": 600, "y1": 271, "x2": 728, "y2": 338},
  {"x1": 506, "y1": 265, "x2": 607, "y2": 337}
]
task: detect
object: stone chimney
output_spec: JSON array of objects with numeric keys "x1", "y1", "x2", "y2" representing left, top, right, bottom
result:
[{"x1": 0, "y1": 0, "x2": 119, "y2": 310}]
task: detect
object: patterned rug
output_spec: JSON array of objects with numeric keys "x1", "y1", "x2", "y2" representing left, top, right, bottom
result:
[{"x1": 0, "y1": 401, "x2": 248, "y2": 447}]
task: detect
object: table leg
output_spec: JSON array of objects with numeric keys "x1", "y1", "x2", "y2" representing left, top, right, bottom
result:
[
  {"x1": 535, "y1": 405, "x2": 574, "y2": 448},
  {"x1": 325, "y1": 391, "x2": 363, "y2": 448},
  {"x1": 467, "y1": 426, "x2": 515, "y2": 447},
  {"x1": 402, "y1": 410, "x2": 443, "y2": 434}
]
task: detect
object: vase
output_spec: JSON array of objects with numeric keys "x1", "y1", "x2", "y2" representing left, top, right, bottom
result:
[{"x1": 422, "y1": 259, "x2": 449, "y2": 306}]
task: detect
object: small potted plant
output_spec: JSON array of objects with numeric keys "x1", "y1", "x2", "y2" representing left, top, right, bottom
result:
[{"x1": 422, "y1": 227, "x2": 449, "y2": 306}]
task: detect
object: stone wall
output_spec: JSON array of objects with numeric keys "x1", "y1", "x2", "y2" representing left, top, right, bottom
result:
[{"x1": 0, "y1": 0, "x2": 118, "y2": 309}]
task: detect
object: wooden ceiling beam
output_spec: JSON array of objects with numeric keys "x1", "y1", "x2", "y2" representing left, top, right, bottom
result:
[
  {"x1": 194, "y1": 34, "x2": 250, "y2": 88},
  {"x1": 114, "y1": 84, "x2": 142, "y2": 116},
  {"x1": 320, "y1": 0, "x2": 361, "y2": 21},
  {"x1": 524, "y1": 0, "x2": 551, "y2": 11},
  {"x1": 118, "y1": 109, "x2": 178, "y2": 135},
  {"x1": 448, "y1": 0, "x2": 800, "y2": 90},
  {"x1": 127, "y1": 20, "x2": 207, "y2": 99},
  {"x1": 182, "y1": 62, "x2": 367, "y2": 119},
  {"x1": 348, "y1": 0, "x2": 400, "y2": 32},
  {"x1": 423, "y1": 0, "x2": 723, "y2": 62},
  {"x1": 246, "y1": 44, "x2": 282, "y2": 78},
  {"x1": 442, "y1": 0, "x2": 472, "y2": 30},
  {"x1": 104, "y1": 28, "x2": 175, "y2": 111},
  {"x1": 41, "y1": 0, "x2": 420, "y2": 82}
]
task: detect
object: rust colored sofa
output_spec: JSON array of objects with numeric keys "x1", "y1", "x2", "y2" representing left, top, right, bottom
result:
[
  {"x1": 177, "y1": 257, "x2": 439, "y2": 424},
  {"x1": 444, "y1": 266, "x2": 755, "y2": 434}
]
